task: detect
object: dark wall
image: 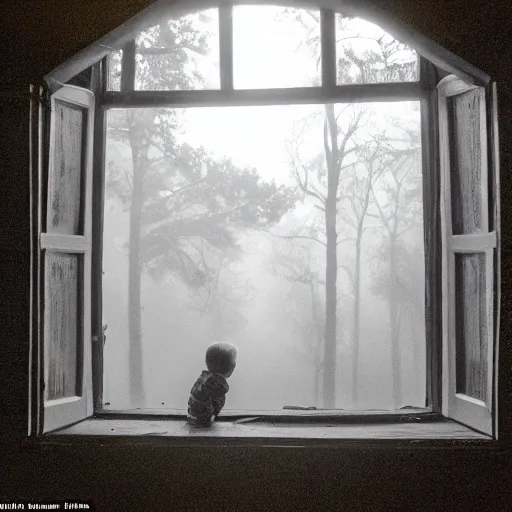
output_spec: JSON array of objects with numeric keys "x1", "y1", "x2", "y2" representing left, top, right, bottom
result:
[{"x1": 0, "y1": 0, "x2": 510, "y2": 510}]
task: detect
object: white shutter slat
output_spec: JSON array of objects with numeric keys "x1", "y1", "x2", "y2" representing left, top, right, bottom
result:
[
  {"x1": 43, "y1": 85, "x2": 94, "y2": 433},
  {"x1": 41, "y1": 233, "x2": 89, "y2": 252},
  {"x1": 450, "y1": 232, "x2": 496, "y2": 252}
]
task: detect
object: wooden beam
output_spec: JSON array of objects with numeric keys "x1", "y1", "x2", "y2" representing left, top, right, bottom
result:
[
  {"x1": 98, "y1": 407, "x2": 434, "y2": 422},
  {"x1": 39, "y1": 84, "x2": 51, "y2": 435},
  {"x1": 91, "y1": 58, "x2": 107, "y2": 412},
  {"x1": 29, "y1": 85, "x2": 45, "y2": 437},
  {"x1": 219, "y1": 4, "x2": 233, "y2": 90},
  {"x1": 320, "y1": 9, "x2": 336, "y2": 89},
  {"x1": 487, "y1": 82, "x2": 501, "y2": 439},
  {"x1": 49, "y1": 417, "x2": 490, "y2": 442},
  {"x1": 419, "y1": 55, "x2": 437, "y2": 91},
  {"x1": 103, "y1": 82, "x2": 428, "y2": 108},
  {"x1": 420, "y1": 58, "x2": 442, "y2": 412},
  {"x1": 120, "y1": 40, "x2": 136, "y2": 92},
  {"x1": 43, "y1": 0, "x2": 490, "y2": 91}
]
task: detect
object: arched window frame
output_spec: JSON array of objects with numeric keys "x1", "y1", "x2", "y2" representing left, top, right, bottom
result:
[{"x1": 30, "y1": 0, "x2": 500, "y2": 440}]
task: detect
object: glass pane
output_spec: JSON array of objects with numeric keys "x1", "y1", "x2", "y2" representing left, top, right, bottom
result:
[
  {"x1": 455, "y1": 253, "x2": 487, "y2": 401},
  {"x1": 233, "y1": 6, "x2": 321, "y2": 89},
  {"x1": 448, "y1": 90, "x2": 483, "y2": 234},
  {"x1": 103, "y1": 102, "x2": 424, "y2": 411},
  {"x1": 135, "y1": 9, "x2": 220, "y2": 91},
  {"x1": 48, "y1": 101, "x2": 85, "y2": 235},
  {"x1": 335, "y1": 15, "x2": 418, "y2": 84},
  {"x1": 107, "y1": 50, "x2": 122, "y2": 91},
  {"x1": 45, "y1": 253, "x2": 82, "y2": 401}
]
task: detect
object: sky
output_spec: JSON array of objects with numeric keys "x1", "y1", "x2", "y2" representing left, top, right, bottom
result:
[{"x1": 173, "y1": 6, "x2": 420, "y2": 185}]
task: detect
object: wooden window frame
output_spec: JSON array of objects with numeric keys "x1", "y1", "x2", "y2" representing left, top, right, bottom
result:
[{"x1": 31, "y1": 0, "x2": 501, "y2": 440}]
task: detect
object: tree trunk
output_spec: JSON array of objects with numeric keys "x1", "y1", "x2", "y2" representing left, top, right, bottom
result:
[
  {"x1": 324, "y1": 201, "x2": 337, "y2": 408},
  {"x1": 351, "y1": 224, "x2": 363, "y2": 408},
  {"x1": 315, "y1": 364, "x2": 322, "y2": 407},
  {"x1": 389, "y1": 237, "x2": 401, "y2": 409},
  {"x1": 310, "y1": 278, "x2": 323, "y2": 407},
  {"x1": 411, "y1": 298, "x2": 423, "y2": 401},
  {"x1": 128, "y1": 146, "x2": 146, "y2": 408},
  {"x1": 323, "y1": 104, "x2": 340, "y2": 409}
]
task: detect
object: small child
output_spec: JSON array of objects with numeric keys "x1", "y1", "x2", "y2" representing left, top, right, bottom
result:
[{"x1": 187, "y1": 342, "x2": 237, "y2": 427}]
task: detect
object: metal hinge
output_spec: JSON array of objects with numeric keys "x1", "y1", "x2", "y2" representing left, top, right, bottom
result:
[
  {"x1": 36, "y1": 83, "x2": 51, "y2": 110},
  {"x1": 92, "y1": 324, "x2": 107, "y2": 345},
  {"x1": 0, "y1": 87, "x2": 50, "y2": 110}
]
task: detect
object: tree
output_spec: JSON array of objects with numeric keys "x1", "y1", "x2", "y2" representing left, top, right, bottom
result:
[
  {"x1": 370, "y1": 239, "x2": 425, "y2": 400},
  {"x1": 278, "y1": 9, "x2": 417, "y2": 85},
  {"x1": 265, "y1": 218, "x2": 326, "y2": 405},
  {"x1": 107, "y1": 12, "x2": 297, "y2": 406},
  {"x1": 277, "y1": 7, "x2": 418, "y2": 408},
  {"x1": 108, "y1": 11, "x2": 212, "y2": 407},
  {"x1": 336, "y1": 15, "x2": 417, "y2": 84},
  {"x1": 194, "y1": 253, "x2": 255, "y2": 340},
  {"x1": 139, "y1": 148, "x2": 297, "y2": 311},
  {"x1": 368, "y1": 125, "x2": 422, "y2": 408},
  {"x1": 288, "y1": 104, "x2": 366, "y2": 408},
  {"x1": 337, "y1": 137, "x2": 387, "y2": 406}
]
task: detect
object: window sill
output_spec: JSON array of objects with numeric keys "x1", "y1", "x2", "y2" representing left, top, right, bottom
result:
[{"x1": 40, "y1": 417, "x2": 492, "y2": 447}]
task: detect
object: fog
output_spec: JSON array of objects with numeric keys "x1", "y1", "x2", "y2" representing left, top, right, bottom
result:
[{"x1": 102, "y1": 101, "x2": 426, "y2": 412}]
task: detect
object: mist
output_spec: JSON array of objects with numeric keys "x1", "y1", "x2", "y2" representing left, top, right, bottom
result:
[{"x1": 102, "y1": 101, "x2": 426, "y2": 412}]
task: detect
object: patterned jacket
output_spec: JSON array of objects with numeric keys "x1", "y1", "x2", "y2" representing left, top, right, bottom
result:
[{"x1": 187, "y1": 370, "x2": 229, "y2": 427}]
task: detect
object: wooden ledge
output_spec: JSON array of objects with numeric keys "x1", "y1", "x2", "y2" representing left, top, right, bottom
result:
[{"x1": 45, "y1": 417, "x2": 490, "y2": 445}]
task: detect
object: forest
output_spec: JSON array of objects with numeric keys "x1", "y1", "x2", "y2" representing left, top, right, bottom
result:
[{"x1": 101, "y1": 5, "x2": 426, "y2": 412}]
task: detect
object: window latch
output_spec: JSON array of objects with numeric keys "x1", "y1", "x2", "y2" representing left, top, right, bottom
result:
[{"x1": 93, "y1": 324, "x2": 107, "y2": 345}]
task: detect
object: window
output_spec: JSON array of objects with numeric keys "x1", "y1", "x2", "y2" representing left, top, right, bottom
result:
[
  {"x1": 31, "y1": 1, "x2": 500, "y2": 439},
  {"x1": 103, "y1": 101, "x2": 424, "y2": 412},
  {"x1": 233, "y1": 5, "x2": 321, "y2": 88},
  {"x1": 334, "y1": 14, "x2": 418, "y2": 84}
]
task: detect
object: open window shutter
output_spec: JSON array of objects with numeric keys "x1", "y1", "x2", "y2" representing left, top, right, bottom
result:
[
  {"x1": 438, "y1": 75, "x2": 496, "y2": 436},
  {"x1": 42, "y1": 85, "x2": 94, "y2": 433}
]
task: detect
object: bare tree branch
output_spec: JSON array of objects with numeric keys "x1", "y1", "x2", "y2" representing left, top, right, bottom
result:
[
  {"x1": 337, "y1": 110, "x2": 366, "y2": 163},
  {"x1": 336, "y1": 237, "x2": 356, "y2": 246},
  {"x1": 259, "y1": 227, "x2": 327, "y2": 247},
  {"x1": 370, "y1": 184, "x2": 391, "y2": 234},
  {"x1": 291, "y1": 158, "x2": 327, "y2": 205}
]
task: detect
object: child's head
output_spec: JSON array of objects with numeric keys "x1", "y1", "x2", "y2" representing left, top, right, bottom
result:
[{"x1": 205, "y1": 342, "x2": 237, "y2": 378}]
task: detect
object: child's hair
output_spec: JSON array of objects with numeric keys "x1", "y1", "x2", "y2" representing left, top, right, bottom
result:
[{"x1": 205, "y1": 342, "x2": 237, "y2": 375}]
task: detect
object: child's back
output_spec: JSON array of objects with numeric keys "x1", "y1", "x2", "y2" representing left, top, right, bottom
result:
[
  {"x1": 187, "y1": 343, "x2": 237, "y2": 427},
  {"x1": 187, "y1": 370, "x2": 229, "y2": 427}
]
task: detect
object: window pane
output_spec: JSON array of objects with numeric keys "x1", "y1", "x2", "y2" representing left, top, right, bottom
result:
[
  {"x1": 448, "y1": 90, "x2": 483, "y2": 234},
  {"x1": 103, "y1": 102, "x2": 424, "y2": 411},
  {"x1": 454, "y1": 253, "x2": 487, "y2": 401},
  {"x1": 47, "y1": 102, "x2": 85, "y2": 235},
  {"x1": 135, "y1": 9, "x2": 220, "y2": 91},
  {"x1": 45, "y1": 253, "x2": 82, "y2": 401},
  {"x1": 335, "y1": 15, "x2": 418, "y2": 84},
  {"x1": 233, "y1": 6, "x2": 321, "y2": 89}
]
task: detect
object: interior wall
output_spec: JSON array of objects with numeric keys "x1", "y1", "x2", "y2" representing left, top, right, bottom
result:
[{"x1": 0, "y1": 0, "x2": 510, "y2": 509}]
